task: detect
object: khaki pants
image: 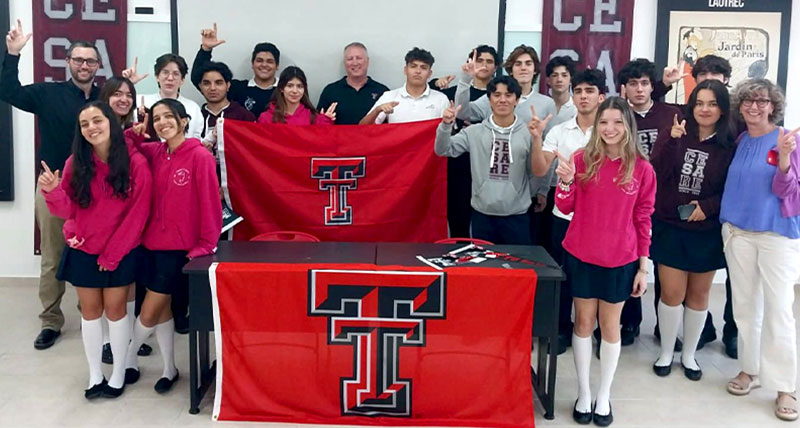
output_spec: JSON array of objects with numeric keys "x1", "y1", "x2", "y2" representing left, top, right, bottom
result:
[{"x1": 34, "y1": 184, "x2": 66, "y2": 330}]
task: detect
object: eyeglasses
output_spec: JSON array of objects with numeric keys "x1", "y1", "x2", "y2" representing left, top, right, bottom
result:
[
  {"x1": 68, "y1": 57, "x2": 99, "y2": 67},
  {"x1": 741, "y1": 98, "x2": 771, "y2": 108}
]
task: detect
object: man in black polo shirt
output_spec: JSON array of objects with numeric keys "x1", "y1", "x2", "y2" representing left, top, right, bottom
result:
[
  {"x1": 316, "y1": 42, "x2": 389, "y2": 125},
  {"x1": 0, "y1": 20, "x2": 100, "y2": 350},
  {"x1": 191, "y1": 23, "x2": 280, "y2": 117}
]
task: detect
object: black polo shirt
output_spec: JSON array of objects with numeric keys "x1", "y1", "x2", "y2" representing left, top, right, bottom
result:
[
  {"x1": 317, "y1": 76, "x2": 389, "y2": 125},
  {"x1": 0, "y1": 53, "x2": 99, "y2": 171}
]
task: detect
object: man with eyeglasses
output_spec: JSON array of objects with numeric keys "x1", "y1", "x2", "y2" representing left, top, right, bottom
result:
[{"x1": 0, "y1": 20, "x2": 101, "y2": 351}]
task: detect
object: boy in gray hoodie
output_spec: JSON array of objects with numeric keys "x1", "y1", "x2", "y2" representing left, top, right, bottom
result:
[{"x1": 435, "y1": 76, "x2": 535, "y2": 244}]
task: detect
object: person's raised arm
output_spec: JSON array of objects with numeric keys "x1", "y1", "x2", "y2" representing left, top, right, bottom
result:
[
  {"x1": 0, "y1": 19, "x2": 39, "y2": 111},
  {"x1": 528, "y1": 105, "x2": 554, "y2": 176},
  {"x1": 553, "y1": 151, "x2": 577, "y2": 215},
  {"x1": 191, "y1": 22, "x2": 226, "y2": 89},
  {"x1": 358, "y1": 94, "x2": 398, "y2": 125}
]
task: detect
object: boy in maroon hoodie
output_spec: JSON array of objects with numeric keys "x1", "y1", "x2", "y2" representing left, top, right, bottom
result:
[
  {"x1": 124, "y1": 98, "x2": 222, "y2": 394},
  {"x1": 39, "y1": 101, "x2": 152, "y2": 399}
]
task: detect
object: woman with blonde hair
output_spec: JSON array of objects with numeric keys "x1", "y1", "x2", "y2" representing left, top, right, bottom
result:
[
  {"x1": 554, "y1": 97, "x2": 656, "y2": 426},
  {"x1": 721, "y1": 78, "x2": 800, "y2": 421}
]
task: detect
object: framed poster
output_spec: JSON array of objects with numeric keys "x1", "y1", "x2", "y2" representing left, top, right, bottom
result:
[
  {"x1": 0, "y1": 1, "x2": 13, "y2": 201},
  {"x1": 655, "y1": 0, "x2": 792, "y2": 104}
]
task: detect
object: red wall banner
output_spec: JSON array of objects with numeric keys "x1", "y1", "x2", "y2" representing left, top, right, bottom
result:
[
  {"x1": 540, "y1": 0, "x2": 634, "y2": 95},
  {"x1": 32, "y1": 0, "x2": 127, "y2": 85},
  {"x1": 210, "y1": 262, "x2": 537, "y2": 427},
  {"x1": 220, "y1": 120, "x2": 448, "y2": 242}
]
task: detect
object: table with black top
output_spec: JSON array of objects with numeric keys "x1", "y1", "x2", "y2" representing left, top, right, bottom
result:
[{"x1": 183, "y1": 241, "x2": 564, "y2": 419}]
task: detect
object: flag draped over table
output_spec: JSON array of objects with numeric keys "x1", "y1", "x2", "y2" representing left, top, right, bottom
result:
[
  {"x1": 210, "y1": 262, "x2": 537, "y2": 427},
  {"x1": 219, "y1": 120, "x2": 447, "y2": 241}
]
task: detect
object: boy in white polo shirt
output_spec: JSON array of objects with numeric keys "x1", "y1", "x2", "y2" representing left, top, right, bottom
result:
[
  {"x1": 530, "y1": 68, "x2": 607, "y2": 355},
  {"x1": 359, "y1": 47, "x2": 450, "y2": 124}
]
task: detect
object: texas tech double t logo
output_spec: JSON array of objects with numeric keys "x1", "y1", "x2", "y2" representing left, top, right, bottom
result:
[
  {"x1": 310, "y1": 157, "x2": 366, "y2": 226},
  {"x1": 308, "y1": 270, "x2": 446, "y2": 417}
]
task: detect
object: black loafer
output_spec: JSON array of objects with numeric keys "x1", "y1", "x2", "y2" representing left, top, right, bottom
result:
[
  {"x1": 620, "y1": 325, "x2": 639, "y2": 346},
  {"x1": 84, "y1": 378, "x2": 107, "y2": 400},
  {"x1": 34, "y1": 328, "x2": 61, "y2": 350},
  {"x1": 723, "y1": 337, "x2": 738, "y2": 359},
  {"x1": 573, "y1": 400, "x2": 592, "y2": 424},
  {"x1": 174, "y1": 317, "x2": 189, "y2": 335},
  {"x1": 696, "y1": 328, "x2": 717, "y2": 350},
  {"x1": 653, "y1": 361, "x2": 672, "y2": 377},
  {"x1": 154, "y1": 371, "x2": 180, "y2": 394},
  {"x1": 681, "y1": 361, "x2": 702, "y2": 381},
  {"x1": 125, "y1": 368, "x2": 140, "y2": 385},
  {"x1": 102, "y1": 383, "x2": 124, "y2": 398},
  {"x1": 593, "y1": 403, "x2": 613, "y2": 427},
  {"x1": 138, "y1": 343, "x2": 153, "y2": 356},
  {"x1": 102, "y1": 343, "x2": 113, "y2": 364},
  {"x1": 557, "y1": 333, "x2": 571, "y2": 356}
]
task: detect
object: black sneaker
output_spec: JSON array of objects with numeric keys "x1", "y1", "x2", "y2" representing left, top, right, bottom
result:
[
  {"x1": 154, "y1": 371, "x2": 180, "y2": 394},
  {"x1": 102, "y1": 343, "x2": 113, "y2": 364},
  {"x1": 138, "y1": 343, "x2": 153, "y2": 356},
  {"x1": 84, "y1": 378, "x2": 107, "y2": 400}
]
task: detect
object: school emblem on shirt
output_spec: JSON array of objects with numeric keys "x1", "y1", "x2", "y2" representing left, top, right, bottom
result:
[
  {"x1": 679, "y1": 148, "x2": 708, "y2": 195},
  {"x1": 173, "y1": 168, "x2": 191, "y2": 186},
  {"x1": 489, "y1": 140, "x2": 511, "y2": 180},
  {"x1": 615, "y1": 176, "x2": 640, "y2": 196},
  {"x1": 311, "y1": 157, "x2": 366, "y2": 225},
  {"x1": 244, "y1": 97, "x2": 256, "y2": 112},
  {"x1": 371, "y1": 93, "x2": 379, "y2": 100}
]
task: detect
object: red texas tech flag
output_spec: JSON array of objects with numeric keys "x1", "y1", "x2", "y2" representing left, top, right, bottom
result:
[
  {"x1": 210, "y1": 263, "x2": 537, "y2": 427},
  {"x1": 219, "y1": 119, "x2": 447, "y2": 241}
]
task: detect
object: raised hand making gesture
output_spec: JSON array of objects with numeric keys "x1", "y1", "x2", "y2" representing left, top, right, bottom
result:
[
  {"x1": 461, "y1": 49, "x2": 478, "y2": 77},
  {"x1": 37, "y1": 160, "x2": 60, "y2": 193},
  {"x1": 200, "y1": 23, "x2": 226, "y2": 52},
  {"x1": 555, "y1": 151, "x2": 576, "y2": 184},
  {"x1": 132, "y1": 112, "x2": 151, "y2": 139},
  {"x1": 6, "y1": 19, "x2": 32, "y2": 56},
  {"x1": 121, "y1": 57, "x2": 149, "y2": 84},
  {"x1": 321, "y1": 102, "x2": 338, "y2": 121},
  {"x1": 442, "y1": 100, "x2": 462, "y2": 124},
  {"x1": 527, "y1": 105, "x2": 552, "y2": 140},
  {"x1": 778, "y1": 126, "x2": 800, "y2": 173},
  {"x1": 670, "y1": 113, "x2": 687, "y2": 139},
  {"x1": 662, "y1": 60, "x2": 689, "y2": 87}
]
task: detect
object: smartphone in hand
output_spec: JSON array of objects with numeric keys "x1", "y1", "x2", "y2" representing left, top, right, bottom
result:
[{"x1": 678, "y1": 203, "x2": 696, "y2": 221}]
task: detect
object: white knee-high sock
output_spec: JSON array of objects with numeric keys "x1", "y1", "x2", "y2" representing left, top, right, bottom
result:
[
  {"x1": 126, "y1": 318, "x2": 155, "y2": 370},
  {"x1": 126, "y1": 301, "x2": 136, "y2": 337},
  {"x1": 596, "y1": 339, "x2": 620, "y2": 416},
  {"x1": 155, "y1": 318, "x2": 178, "y2": 379},
  {"x1": 81, "y1": 317, "x2": 104, "y2": 388},
  {"x1": 681, "y1": 307, "x2": 707, "y2": 371},
  {"x1": 656, "y1": 302, "x2": 683, "y2": 366},
  {"x1": 101, "y1": 313, "x2": 109, "y2": 345},
  {"x1": 572, "y1": 333, "x2": 592, "y2": 412},
  {"x1": 107, "y1": 316, "x2": 131, "y2": 388}
]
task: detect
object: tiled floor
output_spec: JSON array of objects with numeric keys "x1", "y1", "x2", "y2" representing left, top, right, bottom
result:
[{"x1": 0, "y1": 277, "x2": 794, "y2": 427}]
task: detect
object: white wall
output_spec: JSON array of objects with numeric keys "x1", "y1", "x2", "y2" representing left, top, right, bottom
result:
[
  {"x1": 0, "y1": 0, "x2": 38, "y2": 277},
  {"x1": 2, "y1": 0, "x2": 800, "y2": 277}
]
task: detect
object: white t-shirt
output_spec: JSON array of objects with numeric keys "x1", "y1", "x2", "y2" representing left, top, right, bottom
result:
[
  {"x1": 139, "y1": 92, "x2": 204, "y2": 139},
  {"x1": 542, "y1": 116, "x2": 592, "y2": 221},
  {"x1": 369, "y1": 84, "x2": 450, "y2": 124}
]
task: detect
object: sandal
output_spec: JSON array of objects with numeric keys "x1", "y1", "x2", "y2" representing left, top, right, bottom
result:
[
  {"x1": 775, "y1": 393, "x2": 799, "y2": 421},
  {"x1": 727, "y1": 372, "x2": 760, "y2": 396}
]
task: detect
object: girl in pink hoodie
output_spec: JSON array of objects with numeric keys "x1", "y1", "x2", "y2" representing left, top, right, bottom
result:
[
  {"x1": 257, "y1": 66, "x2": 337, "y2": 125},
  {"x1": 39, "y1": 101, "x2": 152, "y2": 399},
  {"x1": 124, "y1": 98, "x2": 222, "y2": 394}
]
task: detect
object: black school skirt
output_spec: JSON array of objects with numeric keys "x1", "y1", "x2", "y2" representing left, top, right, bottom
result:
[
  {"x1": 56, "y1": 246, "x2": 138, "y2": 288},
  {"x1": 650, "y1": 218, "x2": 726, "y2": 273},
  {"x1": 135, "y1": 247, "x2": 189, "y2": 295},
  {"x1": 565, "y1": 251, "x2": 637, "y2": 303}
]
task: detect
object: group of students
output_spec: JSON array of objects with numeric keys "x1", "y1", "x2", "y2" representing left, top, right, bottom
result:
[{"x1": 2, "y1": 18, "x2": 800, "y2": 424}]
